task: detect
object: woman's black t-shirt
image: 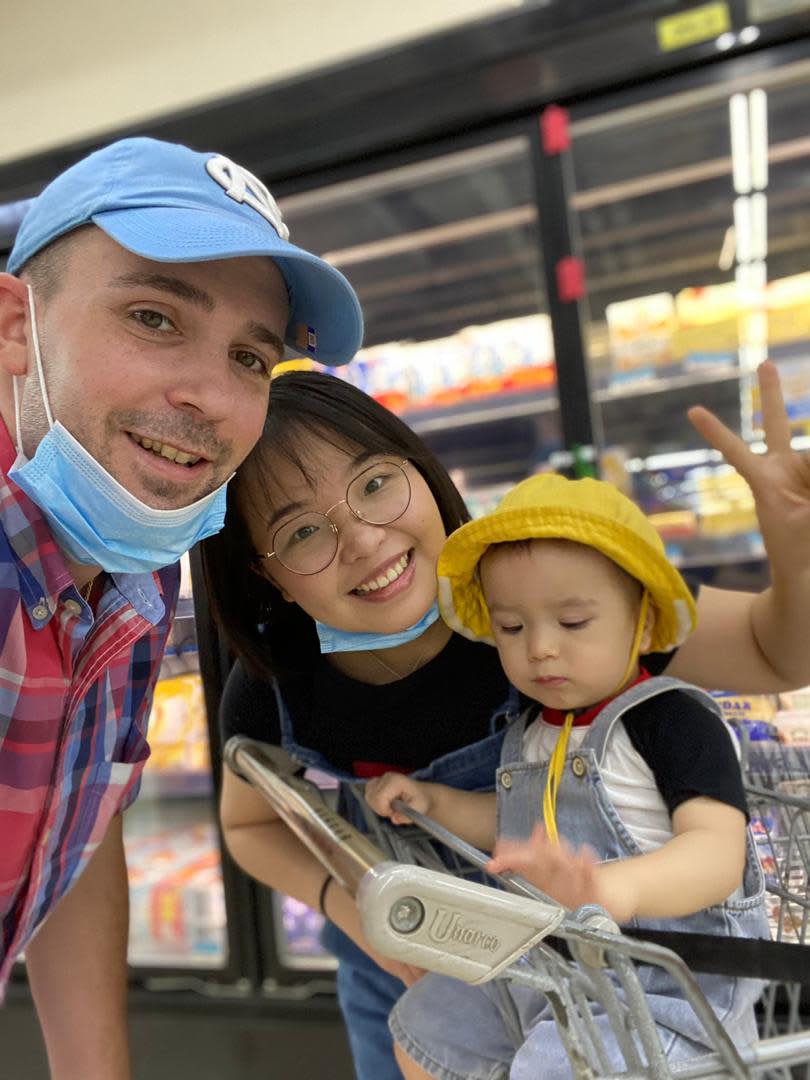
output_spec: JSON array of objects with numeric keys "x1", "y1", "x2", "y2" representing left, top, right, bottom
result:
[
  {"x1": 219, "y1": 635, "x2": 676, "y2": 777},
  {"x1": 220, "y1": 634, "x2": 509, "y2": 775}
]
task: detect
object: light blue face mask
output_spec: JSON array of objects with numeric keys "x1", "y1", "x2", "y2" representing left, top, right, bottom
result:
[
  {"x1": 8, "y1": 286, "x2": 232, "y2": 574},
  {"x1": 315, "y1": 601, "x2": 441, "y2": 654}
]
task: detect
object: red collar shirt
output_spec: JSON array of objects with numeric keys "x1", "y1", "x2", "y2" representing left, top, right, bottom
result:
[{"x1": 0, "y1": 420, "x2": 179, "y2": 993}]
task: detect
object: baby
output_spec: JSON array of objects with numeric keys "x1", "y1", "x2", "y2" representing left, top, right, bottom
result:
[{"x1": 366, "y1": 473, "x2": 768, "y2": 1080}]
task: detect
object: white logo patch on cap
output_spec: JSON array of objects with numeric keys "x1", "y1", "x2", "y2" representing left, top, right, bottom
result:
[{"x1": 205, "y1": 155, "x2": 290, "y2": 240}]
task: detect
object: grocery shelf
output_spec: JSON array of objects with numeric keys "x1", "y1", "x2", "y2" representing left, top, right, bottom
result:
[
  {"x1": 595, "y1": 364, "x2": 742, "y2": 403},
  {"x1": 671, "y1": 544, "x2": 767, "y2": 570},
  {"x1": 401, "y1": 386, "x2": 558, "y2": 434},
  {"x1": 398, "y1": 365, "x2": 746, "y2": 436},
  {"x1": 174, "y1": 596, "x2": 197, "y2": 621}
]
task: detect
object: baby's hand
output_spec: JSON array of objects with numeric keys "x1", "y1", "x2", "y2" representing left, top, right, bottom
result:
[
  {"x1": 364, "y1": 772, "x2": 433, "y2": 825},
  {"x1": 487, "y1": 824, "x2": 605, "y2": 913}
]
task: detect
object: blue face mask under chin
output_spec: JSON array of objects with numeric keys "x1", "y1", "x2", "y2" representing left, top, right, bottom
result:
[
  {"x1": 8, "y1": 286, "x2": 232, "y2": 574},
  {"x1": 315, "y1": 601, "x2": 441, "y2": 654}
]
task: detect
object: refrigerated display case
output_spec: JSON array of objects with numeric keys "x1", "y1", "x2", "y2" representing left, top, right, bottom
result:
[{"x1": 122, "y1": 555, "x2": 230, "y2": 973}]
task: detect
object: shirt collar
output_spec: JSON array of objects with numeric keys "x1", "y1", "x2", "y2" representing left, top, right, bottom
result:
[
  {"x1": 0, "y1": 416, "x2": 165, "y2": 627},
  {"x1": 541, "y1": 667, "x2": 652, "y2": 727},
  {"x1": 111, "y1": 571, "x2": 167, "y2": 623}
]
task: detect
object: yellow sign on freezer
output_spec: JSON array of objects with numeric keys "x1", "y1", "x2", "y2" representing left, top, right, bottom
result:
[{"x1": 656, "y1": 3, "x2": 731, "y2": 51}]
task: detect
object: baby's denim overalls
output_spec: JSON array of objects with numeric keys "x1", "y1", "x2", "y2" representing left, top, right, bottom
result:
[
  {"x1": 390, "y1": 677, "x2": 769, "y2": 1080},
  {"x1": 273, "y1": 677, "x2": 520, "y2": 1080}
]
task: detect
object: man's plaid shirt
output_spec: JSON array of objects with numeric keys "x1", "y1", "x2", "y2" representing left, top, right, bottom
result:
[{"x1": 0, "y1": 420, "x2": 179, "y2": 991}]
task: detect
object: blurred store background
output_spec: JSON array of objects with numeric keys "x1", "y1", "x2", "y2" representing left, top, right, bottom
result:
[{"x1": 2, "y1": 1, "x2": 810, "y2": 1075}]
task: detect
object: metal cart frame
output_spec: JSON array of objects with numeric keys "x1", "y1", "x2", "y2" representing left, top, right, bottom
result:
[{"x1": 224, "y1": 735, "x2": 810, "y2": 1079}]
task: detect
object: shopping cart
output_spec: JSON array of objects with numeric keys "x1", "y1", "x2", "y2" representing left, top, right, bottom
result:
[
  {"x1": 224, "y1": 735, "x2": 810, "y2": 1079},
  {"x1": 736, "y1": 732, "x2": 810, "y2": 1060}
]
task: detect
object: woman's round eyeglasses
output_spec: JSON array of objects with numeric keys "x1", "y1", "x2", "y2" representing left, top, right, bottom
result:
[{"x1": 255, "y1": 459, "x2": 411, "y2": 576}]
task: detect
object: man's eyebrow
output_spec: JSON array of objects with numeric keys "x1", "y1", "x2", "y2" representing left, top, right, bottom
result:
[
  {"x1": 109, "y1": 272, "x2": 215, "y2": 311},
  {"x1": 110, "y1": 275, "x2": 286, "y2": 356},
  {"x1": 245, "y1": 321, "x2": 285, "y2": 358}
]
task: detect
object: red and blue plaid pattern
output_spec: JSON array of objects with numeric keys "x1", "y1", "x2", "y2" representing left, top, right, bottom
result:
[{"x1": 0, "y1": 421, "x2": 179, "y2": 993}]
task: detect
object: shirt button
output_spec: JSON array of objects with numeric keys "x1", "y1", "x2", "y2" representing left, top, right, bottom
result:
[
  {"x1": 571, "y1": 756, "x2": 586, "y2": 778},
  {"x1": 32, "y1": 602, "x2": 49, "y2": 620},
  {"x1": 500, "y1": 771, "x2": 513, "y2": 790},
  {"x1": 64, "y1": 599, "x2": 82, "y2": 617}
]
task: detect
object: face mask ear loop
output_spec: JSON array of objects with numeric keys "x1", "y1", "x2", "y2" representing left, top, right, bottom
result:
[
  {"x1": 18, "y1": 287, "x2": 55, "y2": 446},
  {"x1": 11, "y1": 375, "x2": 23, "y2": 460}
]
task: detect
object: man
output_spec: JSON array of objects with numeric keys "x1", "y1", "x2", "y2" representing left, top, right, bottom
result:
[{"x1": 0, "y1": 136, "x2": 363, "y2": 1078}]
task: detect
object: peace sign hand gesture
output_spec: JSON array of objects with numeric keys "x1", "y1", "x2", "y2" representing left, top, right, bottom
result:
[{"x1": 687, "y1": 360, "x2": 810, "y2": 586}]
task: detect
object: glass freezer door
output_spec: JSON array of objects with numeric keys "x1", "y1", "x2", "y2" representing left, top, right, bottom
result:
[
  {"x1": 123, "y1": 554, "x2": 228, "y2": 971},
  {"x1": 278, "y1": 133, "x2": 561, "y2": 511},
  {"x1": 568, "y1": 57, "x2": 810, "y2": 572}
]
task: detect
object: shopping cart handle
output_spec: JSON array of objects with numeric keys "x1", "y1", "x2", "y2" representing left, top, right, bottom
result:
[
  {"x1": 358, "y1": 860, "x2": 566, "y2": 985},
  {"x1": 223, "y1": 735, "x2": 387, "y2": 896}
]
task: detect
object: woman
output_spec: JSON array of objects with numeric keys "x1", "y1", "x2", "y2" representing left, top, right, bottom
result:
[{"x1": 201, "y1": 365, "x2": 810, "y2": 1080}]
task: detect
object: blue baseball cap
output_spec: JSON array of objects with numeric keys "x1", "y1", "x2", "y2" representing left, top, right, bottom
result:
[{"x1": 8, "y1": 137, "x2": 363, "y2": 367}]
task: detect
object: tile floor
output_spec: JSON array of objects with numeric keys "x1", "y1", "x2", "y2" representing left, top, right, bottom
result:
[{"x1": 0, "y1": 983, "x2": 355, "y2": 1079}]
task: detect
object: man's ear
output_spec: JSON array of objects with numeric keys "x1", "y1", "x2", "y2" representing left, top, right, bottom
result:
[{"x1": 0, "y1": 275, "x2": 31, "y2": 377}]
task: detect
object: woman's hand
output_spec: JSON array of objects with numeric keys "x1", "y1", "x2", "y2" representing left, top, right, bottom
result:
[
  {"x1": 366, "y1": 946, "x2": 426, "y2": 988},
  {"x1": 680, "y1": 359, "x2": 810, "y2": 688},
  {"x1": 364, "y1": 772, "x2": 434, "y2": 824},
  {"x1": 688, "y1": 360, "x2": 810, "y2": 583}
]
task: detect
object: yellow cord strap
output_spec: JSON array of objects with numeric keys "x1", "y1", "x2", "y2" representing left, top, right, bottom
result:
[
  {"x1": 619, "y1": 590, "x2": 650, "y2": 691},
  {"x1": 542, "y1": 590, "x2": 650, "y2": 844},
  {"x1": 543, "y1": 710, "x2": 575, "y2": 845}
]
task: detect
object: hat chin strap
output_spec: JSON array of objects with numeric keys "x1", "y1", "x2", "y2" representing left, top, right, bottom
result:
[
  {"x1": 618, "y1": 589, "x2": 650, "y2": 693},
  {"x1": 543, "y1": 590, "x2": 650, "y2": 844}
]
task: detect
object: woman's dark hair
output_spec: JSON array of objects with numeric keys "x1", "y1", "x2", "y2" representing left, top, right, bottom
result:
[{"x1": 200, "y1": 370, "x2": 470, "y2": 681}]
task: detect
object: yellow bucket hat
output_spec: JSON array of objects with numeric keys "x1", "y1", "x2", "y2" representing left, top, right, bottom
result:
[{"x1": 438, "y1": 473, "x2": 696, "y2": 654}]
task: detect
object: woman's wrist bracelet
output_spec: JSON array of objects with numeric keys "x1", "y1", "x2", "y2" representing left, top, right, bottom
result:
[{"x1": 318, "y1": 873, "x2": 334, "y2": 916}]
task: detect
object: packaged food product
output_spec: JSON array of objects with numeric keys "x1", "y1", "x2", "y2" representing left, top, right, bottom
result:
[
  {"x1": 127, "y1": 823, "x2": 225, "y2": 961},
  {"x1": 147, "y1": 673, "x2": 210, "y2": 773},
  {"x1": 606, "y1": 292, "x2": 677, "y2": 382},
  {"x1": 778, "y1": 686, "x2": 810, "y2": 712},
  {"x1": 691, "y1": 467, "x2": 758, "y2": 537},
  {"x1": 765, "y1": 273, "x2": 810, "y2": 347},
  {"x1": 278, "y1": 894, "x2": 331, "y2": 959},
  {"x1": 710, "y1": 691, "x2": 778, "y2": 727},
  {"x1": 462, "y1": 314, "x2": 555, "y2": 396},
  {"x1": 673, "y1": 283, "x2": 739, "y2": 370},
  {"x1": 773, "y1": 711, "x2": 810, "y2": 746},
  {"x1": 599, "y1": 447, "x2": 633, "y2": 498},
  {"x1": 647, "y1": 509, "x2": 698, "y2": 540},
  {"x1": 752, "y1": 355, "x2": 810, "y2": 434}
]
